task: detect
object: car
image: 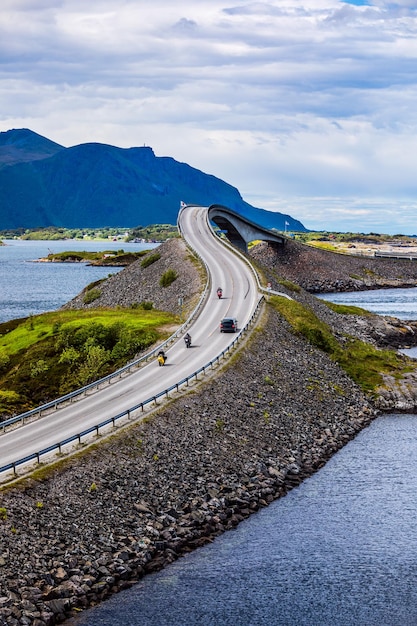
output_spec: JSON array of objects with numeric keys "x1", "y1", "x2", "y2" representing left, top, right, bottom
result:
[{"x1": 220, "y1": 317, "x2": 238, "y2": 333}]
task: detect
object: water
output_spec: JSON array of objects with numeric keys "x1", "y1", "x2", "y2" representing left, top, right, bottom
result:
[
  {"x1": 71, "y1": 415, "x2": 417, "y2": 626},
  {"x1": 318, "y1": 286, "x2": 417, "y2": 320},
  {"x1": 68, "y1": 286, "x2": 417, "y2": 626},
  {"x1": 0, "y1": 239, "x2": 155, "y2": 323}
]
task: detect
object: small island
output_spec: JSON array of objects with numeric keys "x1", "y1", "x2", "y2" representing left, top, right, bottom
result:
[{"x1": 37, "y1": 249, "x2": 149, "y2": 266}]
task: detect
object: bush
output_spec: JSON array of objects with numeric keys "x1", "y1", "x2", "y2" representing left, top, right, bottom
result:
[
  {"x1": 141, "y1": 252, "x2": 161, "y2": 268},
  {"x1": 159, "y1": 268, "x2": 178, "y2": 287},
  {"x1": 0, "y1": 350, "x2": 10, "y2": 372},
  {"x1": 141, "y1": 301, "x2": 154, "y2": 310},
  {"x1": 83, "y1": 288, "x2": 101, "y2": 304},
  {"x1": 0, "y1": 390, "x2": 20, "y2": 413},
  {"x1": 30, "y1": 359, "x2": 49, "y2": 378}
]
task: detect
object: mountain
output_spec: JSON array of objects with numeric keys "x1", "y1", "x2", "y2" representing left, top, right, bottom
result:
[
  {"x1": 0, "y1": 128, "x2": 64, "y2": 168},
  {"x1": 0, "y1": 129, "x2": 307, "y2": 232}
]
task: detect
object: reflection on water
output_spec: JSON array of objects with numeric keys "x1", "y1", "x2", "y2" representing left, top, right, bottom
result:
[{"x1": 71, "y1": 414, "x2": 417, "y2": 626}]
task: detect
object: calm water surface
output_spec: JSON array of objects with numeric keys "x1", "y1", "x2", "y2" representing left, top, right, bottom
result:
[
  {"x1": 0, "y1": 239, "x2": 155, "y2": 322},
  {"x1": 71, "y1": 414, "x2": 417, "y2": 626}
]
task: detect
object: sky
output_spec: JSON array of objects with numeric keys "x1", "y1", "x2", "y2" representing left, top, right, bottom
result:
[{"x1": 1, "y1": 0, "x2": 417, "y2": 235}]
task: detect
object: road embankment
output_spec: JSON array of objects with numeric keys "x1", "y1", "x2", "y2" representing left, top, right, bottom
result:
[{"x1": 0, "y1": 305, "x2": 377, "y2": 625}]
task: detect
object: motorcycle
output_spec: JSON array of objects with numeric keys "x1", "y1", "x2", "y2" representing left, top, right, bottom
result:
[
  {"x1": 217, "y1": 288, "x2": 223, "y2": 299},
  {"x1": 157, "y1": 351, "x2": 167, "y2": 366},
  {"x1": 184, "y1": 334, "x2": 191, "y2": 348}
]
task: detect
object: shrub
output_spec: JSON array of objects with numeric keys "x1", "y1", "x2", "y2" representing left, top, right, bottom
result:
[
  {"x1": 141, "y1": 252, "x2": 161, "y2": 268},
  {"x1": 159, "y1": 268, "x2": 178, "y2": 287},
  {"x1": 0, "y1": 350, "x2": 10, "y2": 372},
  {"x1": 141, "y1": 301, "x2": 154, "y2": 310},
  {"x1": 30, "y1": 359, "x2": 49, "y2": 378},
  {"x1": 0, "y1": 390, "x2": 20, "y2": 412},
  {"x1": 83, "y1": 288, "x2": 101, "y2": 304}
]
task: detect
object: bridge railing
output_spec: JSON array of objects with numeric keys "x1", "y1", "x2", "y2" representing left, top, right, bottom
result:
[{"x1": 0, "y1": 296, "x2": 264, "y2": 481}]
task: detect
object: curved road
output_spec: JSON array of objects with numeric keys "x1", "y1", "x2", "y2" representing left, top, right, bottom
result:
[{"x1": 0, "y1": 205, "x2": 261, "y2": 475}]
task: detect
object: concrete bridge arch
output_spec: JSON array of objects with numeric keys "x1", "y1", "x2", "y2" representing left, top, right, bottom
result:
[{"x1": 208, "y1": 204, "x2": 285, "y2": 252}]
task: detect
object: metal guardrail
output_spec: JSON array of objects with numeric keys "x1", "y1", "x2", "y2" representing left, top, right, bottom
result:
[
  {"x1": 1, "y1": 204, "x2": 291, "y2": 480},
  {"x1": 0, "y1": 296, "x2": 264, "y2": 480},
  {"x1": 374, "y1": 251, "x2": 417, "y2": 260},
  {"x1": 0, "y1": 240, "x2": 211, "y2": 435}
]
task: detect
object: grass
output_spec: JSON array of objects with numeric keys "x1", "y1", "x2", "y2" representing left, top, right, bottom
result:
[
  {"x1": 0, "y1": 308, "x2": 175, "y2": 355},
  {"x1": 44, "y1": 250, "x2": 149, "y2": 265},
  {"x1": 319, "y1": 300, "x2": 373, "y2": 316},
  {"x1": 270, "y1": 295, "x2": 414, "y2": 393},
  {"x1": 0, "y1": 307, "x2": 179, "y2": 416}
]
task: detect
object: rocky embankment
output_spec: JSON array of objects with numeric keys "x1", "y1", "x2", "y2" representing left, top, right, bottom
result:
[
  {"x1": 1, "y1": 237, "x2": 417, "y2": 625},
  {"x1": 250, "y1": 238, "x2": 417, "y2": 293},
  {"x1": 61, "y1": 237, "x2": 203, "y2": 317}
]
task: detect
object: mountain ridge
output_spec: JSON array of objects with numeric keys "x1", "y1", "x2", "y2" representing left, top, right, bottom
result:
[{"x1": 0, "y1": 129, "x2": 307, "y2": 231}]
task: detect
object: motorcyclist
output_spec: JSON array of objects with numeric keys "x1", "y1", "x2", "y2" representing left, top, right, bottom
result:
[
  {"x1": 157, "y1": 349, "x2": 166, "y2": 365},
  {"x1": 184, "y1": 333, "x2": 191, "y2": 348},
  {"x1": 217, "y1": 287, "x2": 223, "y2": 299}
]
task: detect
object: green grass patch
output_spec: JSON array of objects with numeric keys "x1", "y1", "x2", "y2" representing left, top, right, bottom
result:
[
  {"x1": 307, "y1": 241, "x2": 340, "y2": 252},
  {"x1": 83, "y1": 288, "x2": 101, "y2": 304},
  {"x1": 43, "y1": 250, "x2": 148, "y2": 265},
  {"x1": 159, "y1": 269, "x2": 178, "y2": 287},
  {"x1": 141, "y1": 252, "x2": 161, "y2": 268},
  {"x1": 276, "y1": 278, "x2": 301, "y2": 293},
  {"x1": 319, "y1": 300, "x2": 373, "y2": 316},
  {"x1": 270, "y1": 295, "x2": 413, "y2": 393},
  {"x1": 0, "y1": 309, "x2": 175, "y2": 355},
  {"x1": 0, "y1": 308, "x2": 179, "y2": 416}
]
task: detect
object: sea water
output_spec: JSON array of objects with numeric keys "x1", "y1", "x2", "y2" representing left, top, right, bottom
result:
[{"x1": 0, "y1": 239, "x2": 156, "y2": 323}]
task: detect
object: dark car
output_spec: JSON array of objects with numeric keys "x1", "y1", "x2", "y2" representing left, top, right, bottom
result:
[{"x1": 220, "y1": 317, "x2": 238, "y2": 333}]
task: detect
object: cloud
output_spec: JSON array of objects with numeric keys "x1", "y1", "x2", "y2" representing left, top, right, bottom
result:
[{"x1": 1, "y1": 0, "x2": 417, "y2": 233}]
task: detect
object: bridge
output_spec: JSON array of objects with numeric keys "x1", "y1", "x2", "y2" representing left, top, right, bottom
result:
[{"x1": 208, "y1": 204, "x2": 286, "y2": 252}]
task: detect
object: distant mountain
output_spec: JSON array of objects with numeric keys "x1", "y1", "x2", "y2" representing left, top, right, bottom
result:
[
  {"x1": 0, "y1": 128, "x2": 64, "y2": 168},
  {"x1": 0, "y1": 129, "x2": 307, "y2": 232}
]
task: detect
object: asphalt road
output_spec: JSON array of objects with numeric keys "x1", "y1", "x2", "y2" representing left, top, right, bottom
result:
[{"x1": 0, "y1": 205, "x2": 261, "y2": 475}]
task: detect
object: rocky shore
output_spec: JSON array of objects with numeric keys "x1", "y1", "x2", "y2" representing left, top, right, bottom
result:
[{"x1": 1, "y1": 237, "x2": 417, "y2": 625}]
